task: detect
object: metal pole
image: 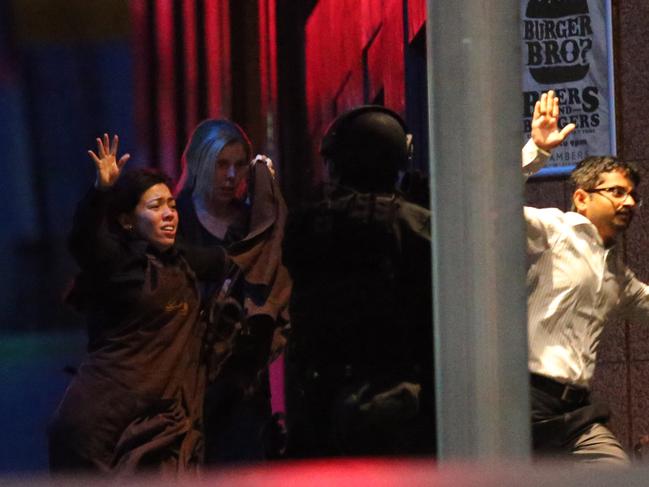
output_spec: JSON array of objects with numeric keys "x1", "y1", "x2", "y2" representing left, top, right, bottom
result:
[{"x1": 426, "y1": 0, "x2": 531, "y2": 460}]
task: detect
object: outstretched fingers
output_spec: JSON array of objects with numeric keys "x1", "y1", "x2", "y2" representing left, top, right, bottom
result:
[
  {"x1": 110, "y1": 134, "x2": 119, "y2": 156},
  {"x1": 539, "y1": 91, "x2": 547, "y2": 116},
  {"x1": 88, "y1": 150, "x2": 102, "y2": 168},
  {"x1": 533, "y1": 100, "x2": 542, "y2": 121},
  {"x1": 559, "y1": 123, "x2": 576, "y2": 140},
  {"x1": 117, "y1": 153, "x2": 131, "y2": 169},
  {"x1": 96, "y1": 137, "x2": 107, "y2": 158},
  {"x1": 552, "y1": 95, "x2": 560, "y2": 119},
  {"x1": 545, "y1": 90, "x2": 556, "y2": 115}
]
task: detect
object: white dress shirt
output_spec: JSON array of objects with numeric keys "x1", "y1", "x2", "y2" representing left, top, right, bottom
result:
[{"x1": 523, "y1": 140, "x2": 649, "y2": 388}]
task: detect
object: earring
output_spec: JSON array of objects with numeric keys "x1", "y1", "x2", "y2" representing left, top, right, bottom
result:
[{"x1": 124, "y1": 224, "x2": 134, "y2": 231}]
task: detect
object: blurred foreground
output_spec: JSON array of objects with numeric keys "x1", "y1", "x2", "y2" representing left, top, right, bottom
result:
[{"x1": 4, "y1": 458, "x2": 649, "y2": 486}]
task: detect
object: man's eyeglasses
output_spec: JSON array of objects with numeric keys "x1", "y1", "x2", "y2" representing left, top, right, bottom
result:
[{"x1": 585, "y1": 186, "x2": 643, "y2": 208}]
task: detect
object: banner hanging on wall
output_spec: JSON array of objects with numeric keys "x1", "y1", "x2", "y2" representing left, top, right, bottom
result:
[{"x1": 521, "y1": 0, "x2": 616, "y2": 176}]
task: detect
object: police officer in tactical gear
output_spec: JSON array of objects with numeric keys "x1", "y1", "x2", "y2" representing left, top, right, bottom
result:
[{"x1": 283, "y1": 106, "x2": 435, "y2": 457}]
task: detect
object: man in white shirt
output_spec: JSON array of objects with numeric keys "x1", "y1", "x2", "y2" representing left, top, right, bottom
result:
[{"x1": 524, "y1": 91, "x2": 649, "y2": 464}]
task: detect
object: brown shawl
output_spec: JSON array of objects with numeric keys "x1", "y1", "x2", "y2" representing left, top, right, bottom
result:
[{"x1": 228, "y1": 161, "x2": 291, "y2": 323}]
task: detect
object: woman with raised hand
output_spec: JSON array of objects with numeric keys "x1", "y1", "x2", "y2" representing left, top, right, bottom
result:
[
  {"x1": 175, "y1": 120, "x2": 291, "y2": 463},
  {"x1": 49, "y1": 134, "x2": 229, "y2": 474}
]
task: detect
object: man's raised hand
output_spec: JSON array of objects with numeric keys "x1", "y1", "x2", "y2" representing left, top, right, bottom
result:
[{"x1": 531, "y1": 90, "x2": 576, "y2": 152}]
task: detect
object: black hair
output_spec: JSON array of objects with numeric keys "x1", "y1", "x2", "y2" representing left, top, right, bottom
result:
[
  {"x1": 107, "y1": 168, "x2": 172, "y2": 227},
  {"x1": 571, "y1": 155, "x2": 640, "y2": 191}
]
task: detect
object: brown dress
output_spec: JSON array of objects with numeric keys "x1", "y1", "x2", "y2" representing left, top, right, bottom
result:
[{"x1": 49, "y1": 188, "x2": 228, "y2": 473}]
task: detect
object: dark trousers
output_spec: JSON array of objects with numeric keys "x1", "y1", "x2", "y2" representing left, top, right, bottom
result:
[{"x1": 530, "y1": 374, "x2": 609, "y2": 453}]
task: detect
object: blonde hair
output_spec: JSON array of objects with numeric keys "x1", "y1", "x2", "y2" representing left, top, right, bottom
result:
[{"x1": 176, "y1": 119, "x2": 252, "y2": 201}]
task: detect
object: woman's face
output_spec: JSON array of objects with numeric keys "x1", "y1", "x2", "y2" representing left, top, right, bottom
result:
[
  {"x1": 212, "y1": 142, "x2": 249, "y2": 205},
  {"x1": 122, "y1": 183, "x2": 178, "y2": 251}
]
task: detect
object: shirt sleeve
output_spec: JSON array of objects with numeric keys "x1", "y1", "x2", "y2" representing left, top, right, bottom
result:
[
  {"x1": 68, "y1": 187, "x2": 124, "y2": 271},
  {"x1": 522, "y1": 138, "x2": 551, "y2": 178},
  {"x1": 619, "y1": 268, "x2": 649, "y2": 325},
  {"x1": 522, "y1": 140, "x2": 556, "y2": 256},
  {"x1": 523, "y1": 206, "x2": 554, "y2": 257}
]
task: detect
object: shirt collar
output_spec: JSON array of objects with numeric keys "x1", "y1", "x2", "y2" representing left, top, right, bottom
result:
[{"x1": 563, "y1": 211, "x2": 607, "y2": 248}]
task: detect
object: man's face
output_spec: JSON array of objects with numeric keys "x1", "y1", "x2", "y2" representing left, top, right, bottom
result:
[{"x1": 574, "y1": 169, "x2": 638, "y2": 245}]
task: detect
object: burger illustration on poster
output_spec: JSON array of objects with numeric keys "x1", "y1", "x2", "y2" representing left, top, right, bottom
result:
[
  {"x1": 522, "y1": 0, "x2": 612, "y2": 171},
  {"x1": 525, "y1": 0, "x2": 591, "y2": 83}
]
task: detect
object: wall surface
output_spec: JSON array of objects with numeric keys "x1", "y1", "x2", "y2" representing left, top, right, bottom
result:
[{"x1": 304, "y1": 0, "x2": 426, "y2": 187}]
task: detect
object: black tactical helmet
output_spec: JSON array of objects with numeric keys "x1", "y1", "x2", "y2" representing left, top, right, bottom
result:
[{"x1": 320, "y1": 106, "x2": 410, "y2": 192}]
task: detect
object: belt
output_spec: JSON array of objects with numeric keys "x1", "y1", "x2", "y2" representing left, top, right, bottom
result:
[{"x1": 530, "y1": 373, "x2": 589, "y2": 404}]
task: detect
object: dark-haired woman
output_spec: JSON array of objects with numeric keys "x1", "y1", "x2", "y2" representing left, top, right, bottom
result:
[
  {"x1": 48, "y1": 134, "x2": 229, "y2": 474},
  {"x1": 175, "y1": 120, "x2": 291, "y2": 463}
]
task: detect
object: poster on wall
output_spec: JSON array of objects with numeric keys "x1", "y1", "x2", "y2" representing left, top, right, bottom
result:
[{"x1": 521, "y1": 0, "x2": 616, "y2": 176}]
